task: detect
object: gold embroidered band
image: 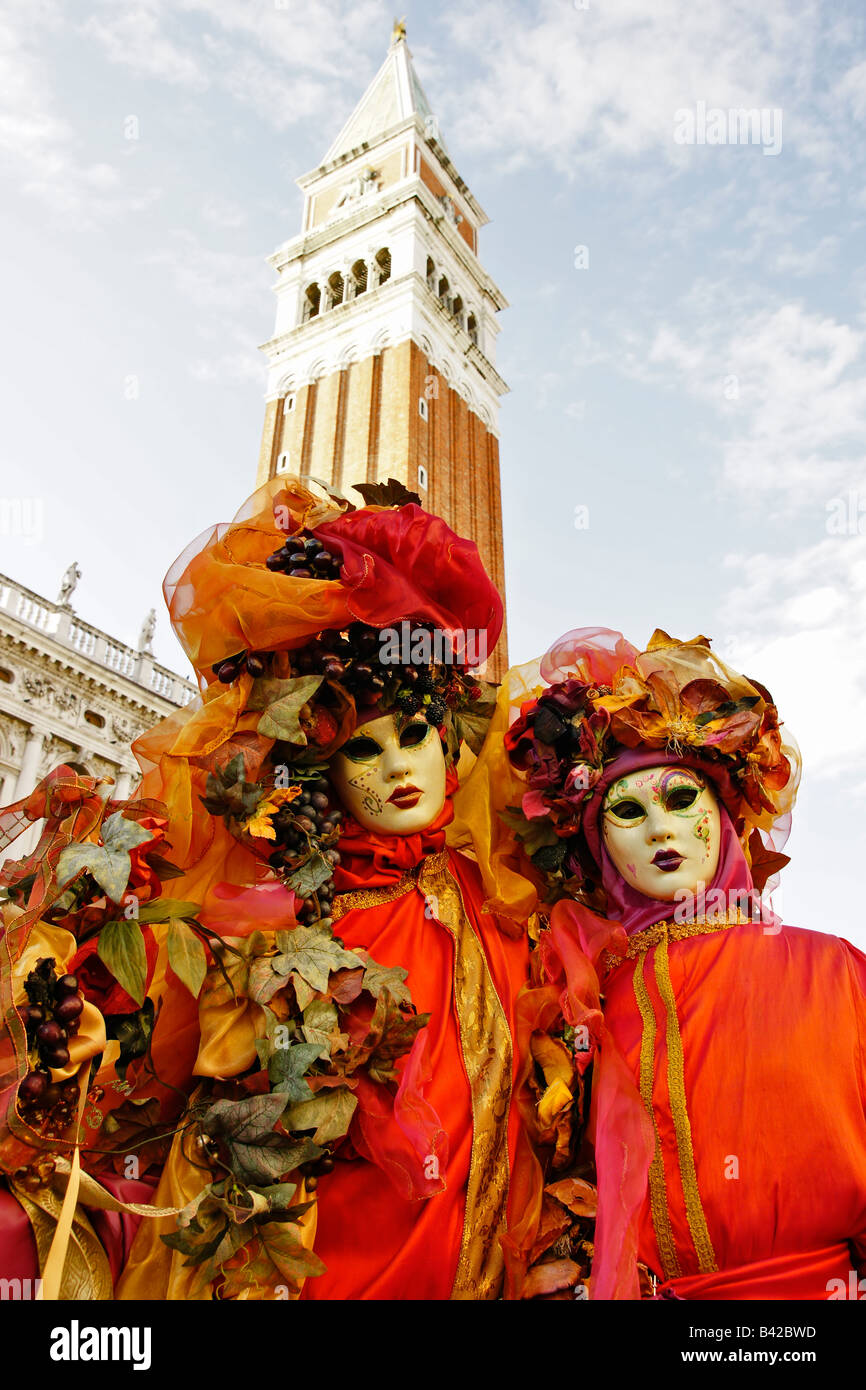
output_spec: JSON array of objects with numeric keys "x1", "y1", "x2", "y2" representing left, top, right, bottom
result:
[
  {"x1": 632, "y1": 950, "x2": 681, "y2": 1281},
  {"x1": 653, "y1": 929, "x2": 718, "y2": 1275}
]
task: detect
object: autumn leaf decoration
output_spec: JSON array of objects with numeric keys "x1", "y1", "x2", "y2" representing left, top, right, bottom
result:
[
  {"x1": 158, "y1": 918, "x2": 433, "y2": 1297},
  {"x1": 353, "y1": 478, "x2": 422, "y2": 508}
]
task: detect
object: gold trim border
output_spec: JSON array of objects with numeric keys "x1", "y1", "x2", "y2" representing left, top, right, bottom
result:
[{"x1": 632, "y1": 952, "x2": 682, "y2": 1281}]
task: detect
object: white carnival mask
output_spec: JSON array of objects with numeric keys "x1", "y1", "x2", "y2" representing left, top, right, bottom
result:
[
  {"x1": 601, "y1": 764, "x2": 721, "y2": 901},
  {"x1": 329, "y1": 711, "x2": 447, "y2": 835}
]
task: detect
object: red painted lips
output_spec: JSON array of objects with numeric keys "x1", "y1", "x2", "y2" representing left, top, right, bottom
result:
[
  {"x1": 388, "y1": 784, "x2": 423, "y2": 808},
  {"x1": 652, "y1": 849, "x2": 684, "y2": 872}
]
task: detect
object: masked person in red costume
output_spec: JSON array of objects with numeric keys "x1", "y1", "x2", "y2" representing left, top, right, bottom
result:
[
  {"x1": 0, "y1": 474, "x2": 531, "y2": 1301},
  {"x1": 472, "y1": 626, "x2": 866, "y2": 1300}
]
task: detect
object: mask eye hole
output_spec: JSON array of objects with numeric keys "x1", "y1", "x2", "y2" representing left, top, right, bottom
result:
[
  {"x1": 341, "y1": 736, "x2": 382, "y2": 762},
  {"x1": 399, "y1": 721, "x2": 430, "y2": 749},
  {"x1": 606, "y1": 798, "x2": 644, "y2": 822},
  {"x1": 666, "y1": 786, "x2": 700, "y2": 812}
]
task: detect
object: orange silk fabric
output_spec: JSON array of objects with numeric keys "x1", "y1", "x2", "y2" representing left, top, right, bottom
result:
[
  {"x1": 602, "y1": 922, "x2": 866, "y2": 1299},
  {"x1": 302, "y1": 850, "x2": 529, "y2": 1300}
]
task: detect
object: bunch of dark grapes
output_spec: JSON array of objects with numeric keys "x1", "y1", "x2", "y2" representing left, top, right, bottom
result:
[
  {"x1": 265, "y1": 530, "x2": 343, "y2": 581},
  {"x1": 17, "y1": 959, "x2": 85, "y2": 1135},
  {"x1": 293, "y1": 622, "x2": 388, "y2": 708},
  {"x1": 393, "y1": 663, "x2": 467, "y2": 726},
  {"x1": 298, "y1": 1151, "x2": 336, "y2": 1190},
  {"x1": 211, "y1": 649, "x2": 273, "y2": 685},
  {"x1": 266, "y1": 777, "x2": 342, "y2": 927}
]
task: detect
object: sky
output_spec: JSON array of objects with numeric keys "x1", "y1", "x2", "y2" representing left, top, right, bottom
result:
[{"x1": 1, "y1": 0, "x2": 865, "y2": 944}]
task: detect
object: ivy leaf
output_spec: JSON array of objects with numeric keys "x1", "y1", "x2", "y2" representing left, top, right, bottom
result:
[
  {"x1": 258, "y1": 1220, "x2": 325, "y2": 1281},
  {"x1": 453, "y1": 684, "x2": 499, "y2": 755},
  {"x1": 105, "y1": 999, "x2": 155, "y2": 1082},
  {"x1": 167, "y1": 918, "x2": 208, "y2": 998},
  {"x1": 362, "y1": 958, "x2": 412, "y2": 1009},
  {"x1": 284, "y1": 852, "x2": 332, "y2": 899},
  {"x1": 217, "y1": 1218, "x2": 325, "y2": 1299},
  {"x1": 247, "y1": 956, "x2": 288, "y2": 1007},
  {"x1": 254, "y1": 676, "x2": 323, "y2": 743},
  {"x1": 200, "y1": 755, "x2": 263, "y2": 822},
  {"x1": 203, "y1": 1093, "x2": 288, "y2": 1145},
  {"x1": 283, "y1": 1086, "x2": 358, "y2": 1145},
  {"x1": 162, "y1": 1214, "x2": 229, "y2": 1263},
  {"x1": 230, "y1": 1136, "x2": 321, "y2": 1187},
  {"x1": 353, "y1": 478, "x2": 421, "y2": 508},
  {"x1": 98, "y1": 919, "x2": 148, "y2": 1006},
  {"x1": 56, "y1": 811, "x2": 153, "y2": 904},
  {"x1": 345, "y1": 992, "x2": 430, "y2": 1085},
  {"x1": 291, "y1": 972, "x2": 316, "y2": 1011},
  {"x1": 301, "y1": 998, "x2": 340, "y2": 1057},
  {"x1": 202, "y1": 1093, "x2": 322, "y2": 1186},
  {"x1": 328, "y1": 966, "x2": 365, "y2": 1004},
  {"x1": 532, "y1": 842, "x2": 568, "y2": 874},
  {"x1": 143, "y1": 853, "x2": 185, "y2": 882},
  {"x1": 247, "y1": 676, "x2": 319, "y2": 714},
  {"x1": 271, "y1": 926, "x2": 361, "y2": 995},
  {"x1": 268, "y1": 1042, "x2": 322, "y2": 1103},
  {"x1": 499, "y1": 806, "x2": 560, "y2": 859},
  {"x1": 137, "y1": 898, "x2": 201, "y2": 924}
]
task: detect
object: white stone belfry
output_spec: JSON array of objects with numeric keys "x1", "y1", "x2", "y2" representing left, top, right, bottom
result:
[{"x1": 255, "y1": 25, "x2": 510, "y2": 675}]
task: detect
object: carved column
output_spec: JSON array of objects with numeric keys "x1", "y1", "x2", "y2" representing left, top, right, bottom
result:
[
  {"x1": 14, "y1": 727, "x2": 46, "y2": 800},
  {"x1": 11, "y1": 727, "x2": 47, "y2": 857},
  {"x1": 114, "y1": 769, "x2": 133, "y2": 801}
]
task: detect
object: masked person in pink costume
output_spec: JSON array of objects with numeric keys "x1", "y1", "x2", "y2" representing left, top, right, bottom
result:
[{"x1": 477, "y1": 626, "x2": 866, "y2": 1300}]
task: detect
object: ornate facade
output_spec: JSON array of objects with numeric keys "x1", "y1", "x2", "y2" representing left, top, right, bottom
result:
[
  {"x1": 256, "y1": 26, "x2": 509, "y2": 676},
  {"x1": 0, "y1": 571, "x2": 194, "y2": 857}
]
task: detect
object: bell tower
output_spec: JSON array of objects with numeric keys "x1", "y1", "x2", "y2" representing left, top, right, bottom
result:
[{"x1": 256, "y1": 24, "x2": 509, "y2": 674}]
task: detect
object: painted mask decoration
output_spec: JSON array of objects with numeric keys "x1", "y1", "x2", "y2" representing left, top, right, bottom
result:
[
  {"x1": 601, "y1": 764, "x2": 721, "y2": 901},
  {"x1": 329, "y1": 711, "x2": 447, "y2": 835}
]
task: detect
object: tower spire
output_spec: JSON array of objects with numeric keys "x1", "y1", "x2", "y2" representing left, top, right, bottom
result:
[{"x1": 256, "y1": 32, "x2": 510, "y2": 676}]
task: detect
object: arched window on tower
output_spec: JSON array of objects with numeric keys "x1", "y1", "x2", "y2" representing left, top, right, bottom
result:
[
  {"x1": 351, "y1": 259, "x2": 368, "y2": 298},
  {"x1": 426, "y1": 256, "x2": 436, "y2": 292},
  {"x1": 326, "y1": 271, "x2": 345, "y2": 310},
  {"x1": 437, "y1": 275, "x2": 450, "y2": 311},
  {"x1": 302, "y1": 283, "x2": 321, "y2": 323},
  {"x1": 375, "y1": 248, "x2": 391, "y2": 285},
  {"x1": 451, "y1": 295, "x2": 464, "y2": 330},
  {"x1": 467, "y1": 312, "x2": 478, "y2": 346}
]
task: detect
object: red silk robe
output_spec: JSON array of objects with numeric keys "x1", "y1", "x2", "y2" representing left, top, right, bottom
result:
[
  {"x1": 597, "y1": 918, "x2": 866, "y2": 1299},
  {"x1": 302, "y1": 847, "x2": 529, "y2": 1300}
]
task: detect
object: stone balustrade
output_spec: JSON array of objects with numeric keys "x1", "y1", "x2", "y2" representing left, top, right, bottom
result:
[{"x1": 0, "y1": 573, "x2": 193, "y2": 707}]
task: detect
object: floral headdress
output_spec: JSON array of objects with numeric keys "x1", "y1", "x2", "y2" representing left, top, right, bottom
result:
[{"x1": 471, "y1": 627, "x2": 800, "y2": 914}]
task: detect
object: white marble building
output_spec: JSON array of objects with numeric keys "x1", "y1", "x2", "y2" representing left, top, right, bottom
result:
[{"x1": 0, "y1": 569, "x2": 195, "y2": 857}]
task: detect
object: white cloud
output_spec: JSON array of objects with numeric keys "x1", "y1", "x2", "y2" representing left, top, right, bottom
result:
[
  {"x1": 642, "y1": 300, "x2": 866, "y2": 505},
  {"x1": 771, "y1": 235, "x2": 839, "y2": 277},
  {"x1": 81, "y1": 0, "x2": 385, "y2": 133},
  {"x1": 440, "y1": 0, "x2": 826, "y2": 176},
  {"x1": 142, "y1": 231, "x2": 265, "y2": 314},
  {"x1": 81, "y1": 6, "x2": 207, "y2": 89},
  {"x1": 718, "y1": 534, "x2": 866, "y2": 782},
  {"x1": 0, "y1": 3, "x2": 160, "y2": 222}
]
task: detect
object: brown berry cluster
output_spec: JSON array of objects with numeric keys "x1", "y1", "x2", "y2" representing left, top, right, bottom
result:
[
  {"x1": 394, "y1": 660, "x2": 483, "y2": 727},
  {"x1": 12, "y1": 1154, "x2": 58, "y2": 1194},
  {"x1": 292, "y1": 621, "x2": 477, "y2": 728},
  {"x1": 292, "y1": 622, "x2": 385, "y2": 702},
  {"x1": 212, "y1": 649, "x2": 274, "y2": 685},
  {"x1": 265, "y1": 529, "x2": 343, "y2": 580},
  {"x1": 266, "y1": 778, "x2": 342, "y2": 926},
  {"x1": 298, "y1": 1151, "x2": 335, "y2": 1191},
  {"x1": 17, "y1": 959, "x2": 85, "y2": 1133}
]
